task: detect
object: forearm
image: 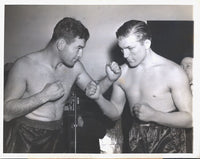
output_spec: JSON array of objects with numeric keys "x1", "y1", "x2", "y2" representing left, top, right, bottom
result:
[
  {"x1": 4, "y1": 92, "x2": 48, "y2": 121},
  {"x1": 98, "y1": 76, "x2": 113, "y2": 94},
  {"x1": 152, "y1": 111, "x2": 192, "y2": 128},
  {"x1": 95, "y1": 95, "x2": 121, "y2": 121}
]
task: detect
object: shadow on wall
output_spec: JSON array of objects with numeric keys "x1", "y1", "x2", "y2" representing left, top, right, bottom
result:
[{"x1": 108, "y1": 42, "x2": 127, "y2": 66}]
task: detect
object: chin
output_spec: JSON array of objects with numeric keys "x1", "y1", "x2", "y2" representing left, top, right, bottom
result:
[{"x1": 128, "y1": 62, "x2": 139, "y2": 68}]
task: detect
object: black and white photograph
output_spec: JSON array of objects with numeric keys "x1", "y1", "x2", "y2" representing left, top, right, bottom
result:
[{"x1": 1, "y1": 0, "x2": 200, "y2": 158}]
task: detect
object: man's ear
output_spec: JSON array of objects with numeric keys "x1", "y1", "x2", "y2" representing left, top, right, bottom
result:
[
  {"x1": 144, "y1": 39, "x2": 151, "y2": 49},
  {"x1": 57, "y1": 38, "x2": 66, "y2": 51}
]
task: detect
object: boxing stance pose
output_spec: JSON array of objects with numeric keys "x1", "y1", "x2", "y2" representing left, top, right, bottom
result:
[
  {"x1": 4, "y1": 17, "x2": 121, "y2": 153},
  {"x1": 87, "y1": 20, "x2": 192, "y2": 153}
]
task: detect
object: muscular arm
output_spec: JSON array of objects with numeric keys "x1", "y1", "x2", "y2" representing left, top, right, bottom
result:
[
  {"x1": 150, "y1": 68, "x2": 192, "y2": 128},
  {"x1": 4, "y1": 60, "x2": 64, "y2": 121},
  {"x1": 95, "y1": 83, "x2": 126, "y2": 120},
  {"x1": 4, "y1": 61, "x2": 45, "y2": 121},
  {"x1": 75, "y1": 61, "x2": 115, "y2": 94}
]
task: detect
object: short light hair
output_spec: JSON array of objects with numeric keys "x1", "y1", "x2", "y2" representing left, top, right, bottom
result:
[{"x1": 116, "y1": 20, "x2": 152, "y2": 42}]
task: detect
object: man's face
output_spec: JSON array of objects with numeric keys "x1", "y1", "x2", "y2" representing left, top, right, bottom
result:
[
  {"x1": 181, "y1": 57, "x2": 193, "y2": 82},
  {"x1": 60, "y1": 37, "x2": 86, "y2": 67},
  {"x1": 118, "y1": 34, "x2": 147, "y2": 67}
]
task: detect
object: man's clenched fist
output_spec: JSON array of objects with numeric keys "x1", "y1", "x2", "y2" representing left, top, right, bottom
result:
[
  {"x1": 106, "y1": 61, "x2": 121, "y2": 81},
  {"x1": 85, "y1": 81, "x2": 100, "y2": 100}
]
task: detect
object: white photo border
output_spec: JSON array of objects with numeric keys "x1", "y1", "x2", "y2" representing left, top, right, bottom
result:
[{"x1": 0, "y1": 0, "x2": 200, "y2": 158}]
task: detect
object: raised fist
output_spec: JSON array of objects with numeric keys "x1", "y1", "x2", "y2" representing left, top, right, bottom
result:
[
  {"x1": 85, "y1": 81, "x2": 100, "y2": 100},
  {"x1": 42, "y1": 81, "x2": 65, "y2": 102},
  {"x1": 106, "y1": 61, "x2": 121, "y2": 82}
]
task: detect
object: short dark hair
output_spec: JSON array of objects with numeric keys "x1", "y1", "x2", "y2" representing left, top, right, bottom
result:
[
  {"x1": 50, "y1": 17, "x2": 89, "y2": 44},
  {"x1": 116, "y1": 20, "x2": 152, "y2": 42}
]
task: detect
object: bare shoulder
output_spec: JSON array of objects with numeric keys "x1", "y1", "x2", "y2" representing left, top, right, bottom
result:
[
  {"x1": 4, "y1": 55, "x2": 33, "y2": 92},
  {"x1": 162, "y1": 58, "x2": 184, "y2": 74},
  {"x1": 158, "y1": 56, "x2": 188, "y2": 83},
  {"x1": 10, "y1": 55, "x2": 31, "y2": 73},
  {"x1": 9, "y1": 52, "x2": 41, "y2": 77}
]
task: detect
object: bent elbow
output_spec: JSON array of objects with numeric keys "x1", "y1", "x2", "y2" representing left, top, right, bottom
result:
[
  {"x1": 186, "y1": 122, "x2": 192, "y2": 128},
  {"x1": 4, "y1": 114, "x2": 13, "y2": 122},
  {"x1": 111, "y1": 112, "x2": 121, "y2": 121},
  {"x1": 103, "y1": 111, "x2": 121, "y2": 121},
  {"x1": 187, "y1": 117, "x2": 193, "y2": 128},
  {"x1": 4, "y1": 106, "x2": 15, "y2": 122},
  {"x1": 111, "y1": 115, "x2": 121, "y2": 121},
  {"x1": 185, "y1": 112, "x2": 193, "y2": 128}
]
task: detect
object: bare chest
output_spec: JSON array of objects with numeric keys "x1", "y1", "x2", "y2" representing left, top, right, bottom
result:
[
  {"x1": 121, "y1": 69, "x2": 172, "y2": 108},
  {"x1": 25, "y1": 65, "x2": 77, "y2": 97}
]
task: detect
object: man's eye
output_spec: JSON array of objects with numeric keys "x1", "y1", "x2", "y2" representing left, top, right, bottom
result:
[{"x1": 129, "y1": 47, "x2": 135, "y2": 50}]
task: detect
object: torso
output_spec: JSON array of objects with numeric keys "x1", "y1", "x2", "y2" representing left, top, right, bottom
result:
[
  {"x1": 118, "y1": 55, "x2": 177, "y2": 113},
  {"x1": 21, "y1": 53, "x2": 80, "y2": 121}
]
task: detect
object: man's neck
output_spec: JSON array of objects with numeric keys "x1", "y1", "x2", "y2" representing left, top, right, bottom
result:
[
  {"x1": 139, "y1": 49, "x2": 156, "y2": 69},
  {"x1": 42, "y1": 46, "x2": 61, "y2": 69}
]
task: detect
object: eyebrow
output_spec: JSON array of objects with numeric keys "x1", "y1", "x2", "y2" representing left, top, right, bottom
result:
[{"x1": 78, "y1": 44, "x2": 84, "y2": 48}]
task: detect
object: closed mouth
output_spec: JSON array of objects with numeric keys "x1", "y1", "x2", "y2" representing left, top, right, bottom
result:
[
  {"x1": 73, "y1": 57, "x2": 79, "y2": 62},
  {"x1": 127, "y1": 58, "x2": 135, "y2": 63}
]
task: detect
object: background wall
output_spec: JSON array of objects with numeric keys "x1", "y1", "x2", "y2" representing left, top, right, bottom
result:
[{"x1": 4, "y1": 5, "x2": 193, "y2": 79}]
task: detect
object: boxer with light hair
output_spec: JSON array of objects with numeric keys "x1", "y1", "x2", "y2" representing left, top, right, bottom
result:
[{"x1": 87, "y1": 20, "x2": 192, "y2": 153}]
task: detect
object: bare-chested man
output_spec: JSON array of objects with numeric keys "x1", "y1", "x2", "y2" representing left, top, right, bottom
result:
[
  {"x1": 4, "y1": 17, "x2": 121, "y2": 153},
  {"x1": 88, "y1": 20, "x2": 192, "y2": 153},
  {"x1": 181, "y1": 57, "x2": 193, "y2": 93},
  {"x1": 180, "y1": 56, "x2": 193, "y2": 152}
]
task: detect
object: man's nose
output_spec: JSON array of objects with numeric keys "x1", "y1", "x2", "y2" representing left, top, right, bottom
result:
[
  {"x1": 77, "y1": 49, "x2": 83, "y2": 58},
  {"x1": 123, "y1": 49, "x2": 130, "y2": 58},
  {"x1": 181, "y1": 65, "x2": 186, "y2": 71}
]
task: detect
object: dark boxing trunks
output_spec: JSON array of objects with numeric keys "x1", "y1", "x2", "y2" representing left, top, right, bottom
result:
[
  {"x1": 129, "y1": 118, "x2": 186, "y2": 153},
  {"x1": 4, "y1": 117, "x2": 64, "y2": 153}
]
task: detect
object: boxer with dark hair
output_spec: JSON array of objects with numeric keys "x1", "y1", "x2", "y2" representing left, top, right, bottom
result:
[{"x1": 4, "y1": 17, "x2": 121, "y2": 153}]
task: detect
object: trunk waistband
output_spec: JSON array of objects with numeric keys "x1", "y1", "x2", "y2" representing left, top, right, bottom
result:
[{"x1": 16, "y1": 117, "x2": 63, "y2": 130}]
